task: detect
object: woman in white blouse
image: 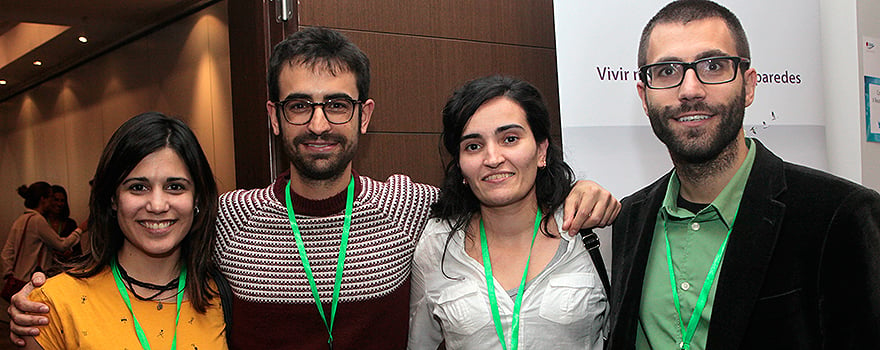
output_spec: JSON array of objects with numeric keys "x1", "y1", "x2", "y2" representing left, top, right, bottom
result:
[{"x1": 409, "y1": 76, "x2": 609, "y2": 350}]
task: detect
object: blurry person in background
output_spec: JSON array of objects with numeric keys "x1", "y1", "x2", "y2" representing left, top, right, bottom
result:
[
  {"x1": 45, "y1": 185, "x2": 82, "y2": 268},
  {"x1": 2, "y1": 182, "x2": 82, "y2": 300}
]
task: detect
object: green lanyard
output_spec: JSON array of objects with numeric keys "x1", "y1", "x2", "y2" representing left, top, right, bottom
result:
[
  {"x1": 480, "y1": 207, "x2": 542, "y2": 350},
  {"x1": 111, "y1": 258, "x2": 186, "y2": 350},
  {"x1": 663, "y1": 208, "x2": 738, "y2": 350},
  {"x1": 284, "y1": 176, "x2": 354, "y2": 349}
]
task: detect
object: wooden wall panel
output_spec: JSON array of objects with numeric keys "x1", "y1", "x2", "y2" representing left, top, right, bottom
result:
[
  {"x1": 341, "y1": 30, "x2": 560, "y2": 135},
  {"x1": 298, "y1": 0, "x2": 556, "y2": 48},
  {"x1": 354, "y1": 133, "x2": 445, "y2": 186}
]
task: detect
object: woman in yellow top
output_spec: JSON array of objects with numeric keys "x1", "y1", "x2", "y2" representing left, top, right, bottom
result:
[{"x1": 23, "y1": 112, "x2": 228, "y2": 350}]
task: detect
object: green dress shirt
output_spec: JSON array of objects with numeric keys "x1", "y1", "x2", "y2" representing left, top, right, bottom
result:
[{"x1": 636, "y1": 138, "x2": 757, "y2": 350}]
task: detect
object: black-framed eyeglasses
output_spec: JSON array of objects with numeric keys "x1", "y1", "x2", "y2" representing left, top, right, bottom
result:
[
  {"x1": 273, "y1": 97, "x2": 363, "y2": 125},
  {"x1": 639, "y1": 56, "x2": 751, "y2": 89}
]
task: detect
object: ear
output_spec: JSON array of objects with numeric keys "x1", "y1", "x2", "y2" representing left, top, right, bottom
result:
[
  {"x1": 111, "y1": 197, "x2": 117, "y2": 211},
  {"x1": 358, "y1": 98, "x2": 375, "y2": 134},
  {"x1": 742, "y1": 67, "x2": 758, "y2": 107},
  {"x1": 636, "y1": 81, "x2": 649, "y2": 115},
  {"x1": 268, "y1": 101, "x2": 281, "y2": 136},
  {"x1": 538, "y1": 139, "x2": 549, "y2": 166}
]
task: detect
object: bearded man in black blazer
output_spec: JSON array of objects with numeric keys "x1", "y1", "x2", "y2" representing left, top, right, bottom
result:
[{"x1": 607, "y1": 1, "x2": 880, "y2": 349}]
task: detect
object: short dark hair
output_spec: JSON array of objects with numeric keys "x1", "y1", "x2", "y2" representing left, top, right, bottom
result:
[
  {"x1": 432, "y1": 75, "x2": 574, "y2": 235},
  {"x1": 638, "y1": 0, "x2": 750, "y2": 67},
  {"x1": 267, "y1": 27, "x2": 371, "y2": 102},
  {"x1": 17, "y1": 182, "x2": 51, "y2": 209},
  {"x1": 71, "y1": 112, "x2": 219, "y2": 313}
]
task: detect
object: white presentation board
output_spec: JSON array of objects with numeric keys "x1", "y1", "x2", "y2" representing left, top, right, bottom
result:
[{"x1": 554, "y1": 0, "x2": 827, "y2": 198}]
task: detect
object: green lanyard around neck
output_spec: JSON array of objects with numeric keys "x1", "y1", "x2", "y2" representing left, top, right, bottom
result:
[
  {"x1": 480, "y1": 207, "x2": 542, "y2": 350},
  {"x1": 663, "y1": 207, "x2": 739, "y2": 350},
  {"x1": 111, "y1": 258, "x2": 186, "y2": 350},
  {"x1": 284, "y1": 176, "x2": 354, "y2": 348}
]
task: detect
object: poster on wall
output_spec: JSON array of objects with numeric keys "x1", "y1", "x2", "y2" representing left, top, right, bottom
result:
[
  {"x1": 863, "y1": 36, "x2": 880, "y2": 143},
  {"x1": 553, "y1": 0, "x2": 827, "y2": 198}
]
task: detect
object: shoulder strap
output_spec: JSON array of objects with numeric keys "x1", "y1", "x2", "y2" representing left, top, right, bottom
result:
[
  {"x1": 209, "y1": 267, "x2": 233, "y2": 335},
  {"x1": 9, "y1": 214, "x2": 37, "y2": 275},
  {"x1": 579, "y1": 229, "x2": 610, "y2": 293}
]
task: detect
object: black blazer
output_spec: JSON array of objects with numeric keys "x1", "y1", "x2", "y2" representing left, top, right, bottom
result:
[{"x1": 607, "y1": 140, "x2": 880, "y2": 349}]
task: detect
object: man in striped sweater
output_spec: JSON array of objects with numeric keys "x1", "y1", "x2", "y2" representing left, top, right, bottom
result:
[{"x1": 9, "y1": 27, "x2": 618, "y2": 349}]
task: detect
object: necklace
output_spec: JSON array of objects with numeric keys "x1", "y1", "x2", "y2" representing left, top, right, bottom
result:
[
  {"x1": 111, "y1": 258, "x2": 186, "y2": 350},
  {"x1": 116, "y1": 261, "x2": 180, "y2": 301}
]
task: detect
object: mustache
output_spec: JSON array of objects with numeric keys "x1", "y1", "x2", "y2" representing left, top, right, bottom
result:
[
  {"x1": 661, "y1": 101, "x2": 721, "y2": 116},
  {"x1": 293, "y1": 133, "x2": 346, "y2": 145}
]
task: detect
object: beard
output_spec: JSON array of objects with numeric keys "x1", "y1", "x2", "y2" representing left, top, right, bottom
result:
[
  {"x1": 281, "y1": 128, "x2": 358, "y2": 181},
  {"x1": 646, "y1": 86, "x2": 746, "y2": 164}
]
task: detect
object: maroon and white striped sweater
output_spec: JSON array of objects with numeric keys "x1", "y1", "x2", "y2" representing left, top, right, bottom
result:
[{"x1": 214, "y1": 170, "x2": 438, "y2": 349}]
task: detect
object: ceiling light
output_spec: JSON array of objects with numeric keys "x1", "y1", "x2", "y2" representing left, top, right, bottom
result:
[
  {"x1": 33, "y1": 60, "x2": 43, "y2": 66},
  {"x1": 78, "y1": 36, "x2": 88, "y2": 43},
  {"x1": 0, "y1": 80, "x2": 7, "y2": 85}
]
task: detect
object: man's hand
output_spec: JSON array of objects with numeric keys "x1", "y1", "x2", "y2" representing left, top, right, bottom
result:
[
  {"x1": 562, "y1": 180, "x2": 620, "y2": 232},
  {"x1": 8, "y1": 272, "x2": 49, "y2": 347}
]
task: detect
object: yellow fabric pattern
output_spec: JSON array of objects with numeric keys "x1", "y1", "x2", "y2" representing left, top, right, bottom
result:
[{"x1": 30, "y1": 266, "x2": 227, "y2": 350}]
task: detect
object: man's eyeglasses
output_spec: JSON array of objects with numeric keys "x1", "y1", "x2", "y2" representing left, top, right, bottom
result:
[
  {"x1": 638, "y1": 56, "x2": 750, "y2": 89},
  {"x1": 273, "y1": 97, "x2": 363, "y2": 125}
]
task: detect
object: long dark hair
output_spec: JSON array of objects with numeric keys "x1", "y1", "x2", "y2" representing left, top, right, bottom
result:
[
  {"x1": 69, "y1": 112, "x2": 219, "y2": 313},
  {"x1": 432, "y1": 75, "x2": 575, "y2": 236},
  {"x1": 17, "y1": 182, "x2": 52, "y2": 210}
]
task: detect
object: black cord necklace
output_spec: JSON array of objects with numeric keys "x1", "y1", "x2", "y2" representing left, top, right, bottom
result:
[{"x1": 116, "y1": 262, "x2": 181, "y2": 301}]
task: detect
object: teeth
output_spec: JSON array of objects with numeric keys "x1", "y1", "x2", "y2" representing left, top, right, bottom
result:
[
  {"x1": 141, "y1": 221, "x2": 172, "y2": 229},
  {"x1": 678, "y1": 115, "x2": 710, "y2": 122},
  {"x1": 484, "y1": 173, "x2": 512, "y2": 181}
]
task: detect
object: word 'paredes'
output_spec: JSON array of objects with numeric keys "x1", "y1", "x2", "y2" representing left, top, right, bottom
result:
[{"x1": 756, "y1": 71, "x2": 801, "y2": 84}]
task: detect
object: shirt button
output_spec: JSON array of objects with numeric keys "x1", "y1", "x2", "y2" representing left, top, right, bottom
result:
[
  {"x1": 681, "y1": 282, "x2": 691, "y2": 291},
  {"x1": 690, "y1": 222, "x2": 700, "y2": 231}
]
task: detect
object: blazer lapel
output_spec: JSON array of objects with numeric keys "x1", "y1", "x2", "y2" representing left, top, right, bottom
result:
[{"x1": 706, "y1": 140, "x2": 787, "y2": 349}]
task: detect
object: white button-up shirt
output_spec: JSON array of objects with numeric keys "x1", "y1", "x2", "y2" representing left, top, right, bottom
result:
[{"x1": 408, "y1": 212, "x2": 607, "y2": 349}]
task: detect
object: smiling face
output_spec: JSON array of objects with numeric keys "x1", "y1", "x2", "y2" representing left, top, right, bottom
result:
[
  {"x1": 458, "y1": 97, "x2": 548, "y2": 209},
  {"x1": 113, "y1": 147, "x2": 194, "y2": 261},
  {"x1": 49, "y1": 192, "x2": 66, "y2": 217},
  {"x1": 637, "y1": 17, "x2": 757, "y2": 164},
  {"x1": 268, "y1": 63, "x2": 374, "y2": 182}
]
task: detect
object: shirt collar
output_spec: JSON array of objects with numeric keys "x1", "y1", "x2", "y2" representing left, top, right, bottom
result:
[{"x1": 660, "y1": 137, "x2": 757, "y2": 228}]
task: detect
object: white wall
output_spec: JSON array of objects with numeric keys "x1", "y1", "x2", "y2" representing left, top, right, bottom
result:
[
  {"x1": 857, "y1": 0, "x2": 880, "y2": 190},
  {"x1": 820, "y1": 0, "x2": 863, "y2": 184}
]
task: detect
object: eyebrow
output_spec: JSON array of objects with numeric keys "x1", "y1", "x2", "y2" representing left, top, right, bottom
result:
[
  {"x1": 281, "y1": 92, "x2": 356, "y2": 101},
  {"x1": 653, "y1": 49, "x2": 731, "y2": 64},
  {"x1": 121, "y1": 177, "x2": 193, "y2": 185},
  {"x1": 460, "y1": 124, "x2": 526, "y2": 142}
]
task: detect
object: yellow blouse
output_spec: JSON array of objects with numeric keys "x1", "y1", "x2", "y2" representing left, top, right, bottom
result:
[{"x1": 30, "y1": 266, "x2": 227, "y2": 350}]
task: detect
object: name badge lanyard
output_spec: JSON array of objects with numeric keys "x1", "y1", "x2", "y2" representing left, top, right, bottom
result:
[
  {"x1": 112, "y1": 258, "x2": 186, "y2": 350},
  {"x1": 664, "y1": 207, "x2": 739, "y2": 350},
  {"x1": 481, "y1": 207, "x2": 542, "y2": 350},
  {"x1": 285, "y1": 176, "x2": 354, "y2": 349}
]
